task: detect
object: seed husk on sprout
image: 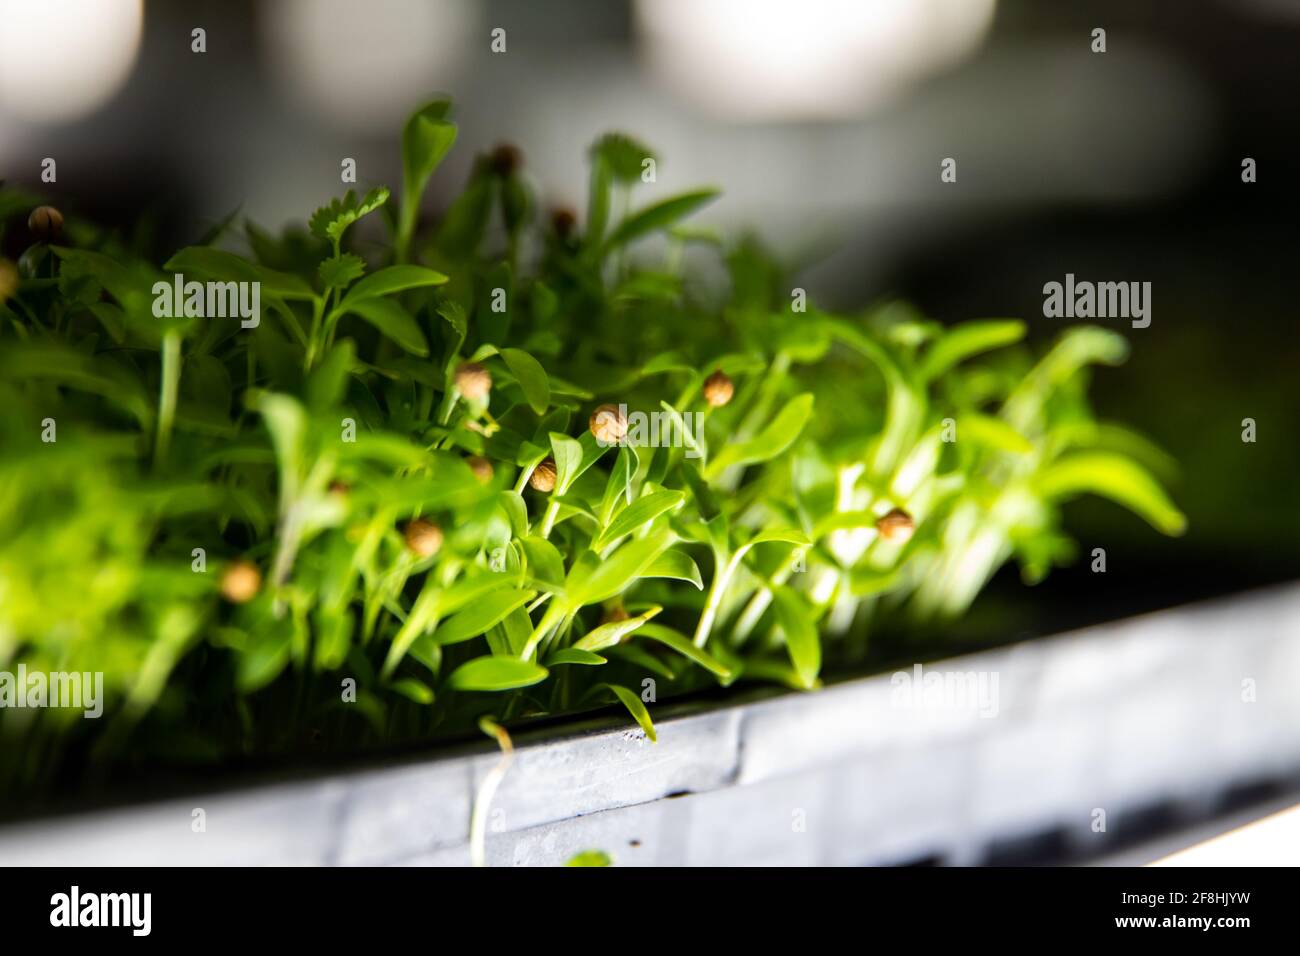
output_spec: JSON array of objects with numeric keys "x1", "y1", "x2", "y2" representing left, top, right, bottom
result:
[
  {"x1": 875, "y1": 507, "x2": 915, "y2": 543},
  {"x1": 489, "y1": 143, "x2": 523, "y2": 177},
  {"x1": 220, "y1": 560, "x2": 262, "y2": 604},
  {"x1": 529, "y1": 457, "x2": 557, "y2": 493},
  {"x1": 404, "y1": 518, "x2": 443, "y2": 558},
  {"x1": 454, "y1": 361, "x2": 492, "y2": 400},
  {"x1": 589, "y1": 403, "x2": 628, "y2": 445},
  {"x1": 467, "y1": 455, "x2": 494, "y2": 482},
  {"x1": 551, "y1": 207, "x2": 577, "y2": 239},
  {"x1": 702, "y1": 370, "x2": 734, "y2": 407},
  {"x1": 28, "y1": 206, "x2": 63, "y2": 242}
]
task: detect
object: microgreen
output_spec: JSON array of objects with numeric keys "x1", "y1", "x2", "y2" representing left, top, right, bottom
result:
[{"x1": 0, "y1": 99, "x2": 1185, "y2": 790}]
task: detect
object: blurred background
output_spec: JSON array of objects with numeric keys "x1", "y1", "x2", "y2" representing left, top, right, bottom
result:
[{"x1": 1, "y1": 0, "x2": 1297, "y2": 648}]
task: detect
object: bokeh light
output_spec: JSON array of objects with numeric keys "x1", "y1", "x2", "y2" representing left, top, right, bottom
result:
[
  {"x1": 261, "y1": 0, "x2": 479, "y2": 133},
  {"x1": 635, "y1": 0, "x2": 997, "y2": 120},
  {"x1": 0, "y1": 0, "x2": 144, "y2": 123}
]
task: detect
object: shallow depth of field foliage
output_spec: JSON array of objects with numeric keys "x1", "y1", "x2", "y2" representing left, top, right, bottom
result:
[{"x1": 0, "y1": 99, "x2": 1184, "y2": 787}]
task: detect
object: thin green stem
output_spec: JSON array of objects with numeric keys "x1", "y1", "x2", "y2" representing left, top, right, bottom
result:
[
  {"x1": 304, "y1": 297, "x2": 325, "y2": 371},
  {"x1": 522, "y1": 602, "x2": 564, "y2": 661},
  {"x1": 153, "y1": 330, "x2": 181, "y2": 470},
  {"x1": 539, "y1": 500, "x2": 560, "y2": 539},
  {"x1": 322, "y1": 238, "x2": 342, "y2": 351},
  {"x1": 693, "y1": 552, "x2": 738, "y2": 648},
  {"x1": 732, "y1": 549, "x2": 802, "y2": 645}
]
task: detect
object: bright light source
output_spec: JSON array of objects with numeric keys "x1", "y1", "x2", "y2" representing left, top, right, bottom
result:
[
  {"x1": 635, "y1": 0, "x2": 996, "y2": 120},
  {"x1": 0, "y1": 0, "x2": 143, "y2": 123},
  {"x1": 262, "y1": 0, "x2": 479, "y2": 133}
]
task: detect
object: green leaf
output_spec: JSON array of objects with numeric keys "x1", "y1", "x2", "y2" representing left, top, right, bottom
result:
[
  {"x1": 521, "y1": 535, "x2": 566, "y2": 591},
  {"x1": 771, "y1": 586, "x2": 820, "y2": 689},
  {"x1": 388, "y1": 677, "x2": 435, "y2": 705},
  {"x1": 1058, "y1": 421, "x2": 1179, "y2": 483},
  {"x1": 812, "y1": 510, "x2": 880, "y2": 539},
  {"x1": 254, "y1": 392, "x2": 307, "y2": 493},
  {"x1": 336, "y1": 264, "x2": 448, "y2": 313},
  {"x1": 306, "y1": 340, "x2": 355, "y2": 410},
  {"x1": 573, "y1": 606, "x2": 661, "y2": 651},
  {"x1": 545, "y1": 431, "x2": 609, "y2": 498},
  {"x1": 399, "y1": 99, "x2": 457, "y2": 256},
  {"x1": 309, "y1": 187, "x2": 389, "y2": 244},
  {"x1": 437, "y1": 571, "x2": 526, "y2": 616},
  {"x1": 438, "y1": 300, "x2": 468, "y2": 349},
  {"x1": 848, "y1": 567, "x2": 901, "y2": 598},
  {"x1": 567, "y1": 528, "x2": 676, "y2": 607},
  {"x1": 447, "y1": 656, "x2": 548, "y2": 692},
  {"x1": 609, "y1": 644, "x2": 676, "y2": 681},
  {"x1": 565, "y1": 850, "x2": 613, "y2": 867},
  {"x1": 236, "y1": 631, "x2": 291, "y2": 693},
  {"x1": 578, "y1": 431, "x2": 613, "y2": 482},
  {"x1": 1003, "y1": 326, "x2": 1129, "y2": 432},
  {"x1": 435, "y1": 589, "x2": 537, "y2": 645},
  {"x1": 738, "y1": 658, "x2": 815, "y2": 693},
  {"x1": 704, "y1": 393, "x2": 813, "y2": 479},
  {"x1": 640, "y1": 351, "x2": 694, "y2": 376},
  {"x1": 555, "y1": 491, "x2": 602, "y2": 529},
  {"x1": 636, "y1": 623, "x2": 731, "y2": 679},
  {"x1": 598, "y1": 445, "x2": 639, "y2": 525},
  {"x1": 822, "y1": 318, "x2": 924, "y2": 477},
  {"x1": 497, "y1": 605, "x2": 535, "y2": 657},
  {"x1": 605, "y1": 189, "x2": 719, "y2": 250},
  {"x1": 741, "y1": 527, "x2": 812, "y2": 551},
  {"x1": 163, "y1": 246, "x2": 314, "y2": 299},
  {"x1": 602, "y1": 684, "x2": 656, "y2": 742},
  {"x1": 1035, "y1": 452, "x2": 1187, "y2": 535},
  {"x1": 407, "y1": 632, "x2": 442, "y2": 675},
  {"x1": 0, "y1": 344, "x2": 152, "y2": 426},
  {"x1": 52, "y1": 247, "x2": 157, "y2": 317},
  {"x1": 86, "y1": 302, "x2": 126, "y2": 343},
  {"x1": 319, "y1": 253, "x2": 366, "y2": 291},
  {"x1": 501, "y1": 347, "x2": 550, "y2": 415},
  {"x1": 920, "y1": 319, "x2": 1025, "y2": 380},
  {"x1": 591, "y1": 133, "x2": 657, "y2": 182},
  {"x1": 498, "y1": 491, "x2": 529, "y2": 538},
  {"x1": 594, "y1": 489, "x2": 685, "y2": 551},
  {"x1": 550, "y1": 432, "x2": 584, "y2": 493},
  {"x1": 961, "y1": 414, "x2": 1034, "y2": 455},
  {"x1": 545, "y1": 648, "x2": 607, "y2": 667},
  {"x1": 641, "y1": 549, "x2": 704, "y2": 590},
  {"x1": 343, "y1": 297, "x2": 428, "y2": 356},
  {"x1": 400, "y1": 576, "x2": 512, "y2": 643}
]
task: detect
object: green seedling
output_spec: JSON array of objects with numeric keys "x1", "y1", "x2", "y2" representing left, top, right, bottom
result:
[{"x1": 0, "y1": 100, "x2": 1184, "y2": 791}]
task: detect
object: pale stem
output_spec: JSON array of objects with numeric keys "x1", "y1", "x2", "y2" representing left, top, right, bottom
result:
[
  {"x1": 153, "y1": 330, "x2": 181, "y2": 470},
  {"x1": 469, "y1": 721, "x2": 514, "y2": 868},
  {"x1": 693, "y1": 551, "x2": 740, "y2": 648}
]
